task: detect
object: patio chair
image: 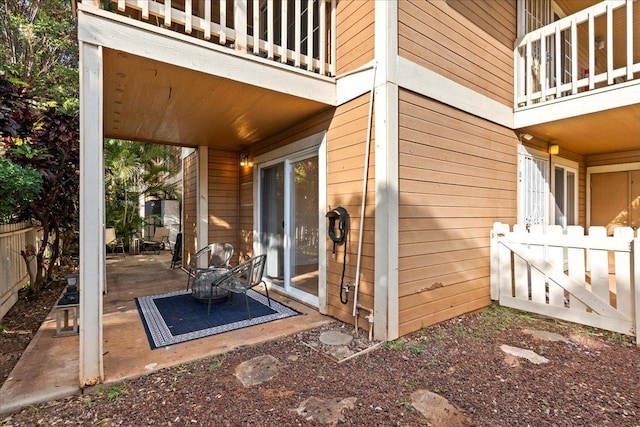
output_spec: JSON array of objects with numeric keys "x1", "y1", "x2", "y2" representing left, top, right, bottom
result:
[
  {"x1": 208, "y1": 254, "x2": 269, "y2": 318},
  {"x1": 141, "y1": 227, "x2": 170, "y2": 254},
  {"x1": 105, "y1": 227, "x2": 125, "y2": 256},
  {"x1": 186, "y1": 242, "x2": 234, "y2": 291}
]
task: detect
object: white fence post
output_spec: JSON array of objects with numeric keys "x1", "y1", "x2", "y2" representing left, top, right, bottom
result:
[
  {"x1": 490, "y1": 222, "x2": 509, "y2": 300},
  {"x1": 633, "y1": 238, "x2": 640, "y2": 346}
]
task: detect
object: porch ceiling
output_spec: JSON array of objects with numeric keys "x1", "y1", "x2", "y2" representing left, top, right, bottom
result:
[
  {"x1": 103, "y1": 49, "x2": 330, "y2": 149},
  {"x1": 517, "y1": 102, "x2": 640, "y2": 156}
]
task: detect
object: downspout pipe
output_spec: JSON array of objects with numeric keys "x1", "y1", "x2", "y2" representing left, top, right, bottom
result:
[{"x1": 352, "y1": 63, "x2": 377, "y2": 328}]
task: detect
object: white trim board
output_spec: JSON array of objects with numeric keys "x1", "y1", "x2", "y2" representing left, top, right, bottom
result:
[
  {"x1": 397, "y1": 56, "x2": 514, "y2": 129},
  {"x1": 77, "y1": 6, "x2": 335, "y2": 105}
]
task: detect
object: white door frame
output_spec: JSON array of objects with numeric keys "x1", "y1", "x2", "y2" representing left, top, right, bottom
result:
[{"x1": 253, "y1": 132, "x2": 327, "y2": 311}]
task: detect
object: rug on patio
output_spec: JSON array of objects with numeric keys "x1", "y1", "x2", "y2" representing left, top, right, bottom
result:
[{"x1": 135, "y1": 289, "x2": 300, "y2": 349}]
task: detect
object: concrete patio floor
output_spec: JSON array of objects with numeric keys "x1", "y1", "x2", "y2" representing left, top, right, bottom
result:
[{"x1": 0, "y1": 251, "x2": 332, "y2": 415}]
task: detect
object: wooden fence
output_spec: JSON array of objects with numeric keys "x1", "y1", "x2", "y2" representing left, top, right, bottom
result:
[
  {"x1": 0, "y1": 222, "x2": 39, "y2": 320},
  {"x1": 490, "y1": 223, "x2": 640, "y2": 344}
]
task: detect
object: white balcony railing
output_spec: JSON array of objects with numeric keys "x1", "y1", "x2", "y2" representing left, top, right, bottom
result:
[
  {"x1": 515, "y1": 0, "x2": 639, "y2": 108},
  {"x1": 109, "y1": 0, "x2": 336, "y2": 76}
]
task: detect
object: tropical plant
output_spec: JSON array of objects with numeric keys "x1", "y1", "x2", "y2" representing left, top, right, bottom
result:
[
  {"x1": 1, "y1": 76, "x2": 79, "y2": 294},
  {"x1": 0, "y1": 158, "x2": 42, "y2": 223},
  {"x1": 0, "y1": 0, "x2": 78, "y2": 113},
  {"x1": 104, "y1": 139, "x2": 181, "y2": 246}
]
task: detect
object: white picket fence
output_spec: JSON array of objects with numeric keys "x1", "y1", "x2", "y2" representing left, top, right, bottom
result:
[
  {"x1": 490, "y1": 223, "x2": 640, "y2": 344},
  {"x1": 0, "y1": 222, "x2": 40, "y2": 319}
]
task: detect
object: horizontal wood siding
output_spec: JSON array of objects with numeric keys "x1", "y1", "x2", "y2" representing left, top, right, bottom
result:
[
  {"x1": 398, "y1": 0, "x2": 515, "y2": 107},
  {"x1": 326, "y1": 94, "x2": 374, "y2": 326},
  {"x1": 336, "y1": 0, "x2": 374, "y2": 75},
  {"x1": 182, "y1": 150, "x2": 198, "y2": 268},
  {"x1": 398, "y1": 89, "x2": 518, "y2": 336},
  {"x1": 586, "y1": 150, "x2": 640, "y2": 167},
  {"x1": 208, "y1": 149, "x2": 240, "y2": 265}
]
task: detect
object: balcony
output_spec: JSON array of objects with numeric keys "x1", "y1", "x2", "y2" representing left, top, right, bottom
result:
[
  {"x1": 76, "y1": 0, "x2": 337, "y2": 148},
  {"x1": 107, "y1": 0, "x2": 336, "y2": 76},
  {"x1": 513, "y1": 0, "x2": 640, "y2": 155}
]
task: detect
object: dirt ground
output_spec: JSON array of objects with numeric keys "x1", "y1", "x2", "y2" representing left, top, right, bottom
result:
[{"x1": 2, "y1": 286, "x2": 640, "y2": 426}]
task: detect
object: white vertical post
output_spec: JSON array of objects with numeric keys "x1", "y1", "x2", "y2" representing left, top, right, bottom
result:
[
  {"x1": 306, "y1": 0, "x2": 314, "y2": 71},
  {"x1": 185, "y1": 0, "x2": 192, "y2": 34},
  {"x1": 589, "y1": 226, "x2": 610, "y2": 304},
  {"x1": 252, "y1": 0, "x2": 260, "y2": 54},
  {"x1": 197, "y1": 146, "x2": 209, "y2": 255},
  {"x1": 267, "y1": 0, "x2": 274, "y2": 59},
  {"x1": 555, "y1": 26, "x2": 561, "y2": 97},
  {"x1": 525, "y1": 39, "x2": 532, "y2": 105},
  {"x1": 117, "y1": 0, "x2": 125, "y2": 12},
  {"x1": 547, "y1": 225, "x2": 564, "y2": 307},
  {"x1": 614, "y1": 227, "x2": 634, "y2": 320},
  {"x1": 235, "y1": 0, "x2": 248, "y2": 51},
  {"x1": 319, "y1": 0, "x2": 326, "y2": 75},
  {"x1": 220, "y1": 0, "x2": 227, "y2": 44},
  {"x1": 79, "y1": 40, "x2": 104, "y2": 386},
  {"x1": 540, "y1": 34, "x2": 547, "y2": 100},
  {"x1": 204, "y1": 0, "x2": 211, "y2": 40},
  {"x1": 571, "y1": 18, "x2": 578, "y2": 94},
  {"x1": 294, "y1": 0, "x2": 301, "y2": 67},
  {"x1": 281, "y1": 0, "x2": 288, "y2": 63},
  {"x1": 567, "y1": 226, "x2": 586, "y2": 312},
  {"x1": 626, "y1": 0, "x2": 634, "y2": 81},
  {"x1": 606, "y1": 1, "x2": 614, "y2": 85},
  {"x1": 588, "y1": 11, "x2": 595, "y2": 90},
  {"x1": 142, "y1": 0, "x2": 149, "y2": 19},
  {"x1": 513, "y1": 224, "x2": 529, "y2": 300},
  {"x1": 330, "y1": 0, "x2": 336, "y2": 75},
  {"x1": 164, "y1": 0, "x2": 171, "y2": 27}
]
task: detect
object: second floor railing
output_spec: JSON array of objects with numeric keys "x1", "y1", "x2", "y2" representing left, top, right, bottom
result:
[
  {"x1": 515, "y1": 0, "x2": 639, "y2": 108},
  {"x1": 107, "y1": 0, "x2": 336, "y2": 76}
]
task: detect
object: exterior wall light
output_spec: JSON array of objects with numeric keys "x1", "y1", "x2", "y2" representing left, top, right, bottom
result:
[
  {"x1": 549, "y1": 144, "x2": 560, "y2": 155},
  {"x1": 239, "y1": 152, "x2": 249, "y2": 167}
]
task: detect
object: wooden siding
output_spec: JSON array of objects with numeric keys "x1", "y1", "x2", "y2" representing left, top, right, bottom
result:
[
  {"x1": 326, "y1": 94, "x2": 375, "y2": 327},
  {"x1": 182, "y1": 150, "x2": 198, "y2": 267},
  {"x1": 207, "y1": 149, "x2": 240, "y2": 265},
  {"x1": 586, "y1": 150, "x2": 640, "y2": 168},
  {"x1": 398, "y1": 0, "x2": 515, "y2": 107},
  {"x1": 398, "y1": 89, "x2": 518, "y2": 336},
  {"x1": 336, "y1": 0, "x2": 374, "y2": 75}
]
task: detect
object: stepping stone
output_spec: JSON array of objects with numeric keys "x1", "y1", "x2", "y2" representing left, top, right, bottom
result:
[
  {"x1": 319, "y1": 331, "x2": 353, "y2": 346},
  {"x1": 235, "y1": 355, "x2": 280, "y2": 387},
  {"x1": 292, "y1": 396, "x2": 357, "y2": 425},
  {"x1": 500, "y1": 344, "x2": 549, "y2": 365},
  {"x1": 410, "y1": 390, "x2": 472, "y2": 426},
  {"x1": 523, "y1": 329, "x2": 569, "y2": 342}
]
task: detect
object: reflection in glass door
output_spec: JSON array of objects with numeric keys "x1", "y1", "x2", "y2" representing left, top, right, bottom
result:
[{"x1": 259, "y1": 153, "x2": 319, "y2": 305}]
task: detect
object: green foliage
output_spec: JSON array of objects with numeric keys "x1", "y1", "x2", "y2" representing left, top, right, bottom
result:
[
  {"x1": 0, "y1": 158, "x2": 42, "y2": 224},
  {"x1": 1, "y1": 76, "x2": 79, "y2": 293},
  {"x1": 384, "y1": 339, "x2": 406, "y2": 351},
  {"x1": 207, "y1": 355, "x2": 226, "y2": 371},
  {"x1": 0, "y1": 0, "x2": 79, "y2": 113},
  {"x1": 104, "y1": 139, "x2": 181, "y2": 244}
]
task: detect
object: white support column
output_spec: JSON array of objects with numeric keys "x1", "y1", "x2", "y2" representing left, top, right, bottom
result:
[
  {"x1": 79, "y1": 40, "x2": 104, "y2": 386},
  {"x1": 373, "y1": 0, "x2": 399, "y2": 342},
  {"x1": 197, "y1": 146, "x2": 209, "y2": 265}
]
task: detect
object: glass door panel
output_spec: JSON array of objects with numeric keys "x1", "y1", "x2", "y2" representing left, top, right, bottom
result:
[
  {"x1": 290, "y1": 157, "x2": 318, "y2": 296},
  {"x1": 260, "y1": 164, "x2": 284, "y2": 285}
]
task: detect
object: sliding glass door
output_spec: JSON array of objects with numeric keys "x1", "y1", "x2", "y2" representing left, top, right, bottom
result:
[{"x1": 259, "y1": 152, "x2": 319, "y2": 305}]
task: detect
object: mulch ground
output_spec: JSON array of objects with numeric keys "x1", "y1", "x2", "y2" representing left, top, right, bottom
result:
[{"x1": 2, "y1": 286, "x2": 640, "y2": 426}]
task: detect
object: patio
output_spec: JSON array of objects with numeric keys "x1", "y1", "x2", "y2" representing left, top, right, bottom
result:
[{"x1": 0, "y1": 250, "x2": 332, "y2": 415}]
